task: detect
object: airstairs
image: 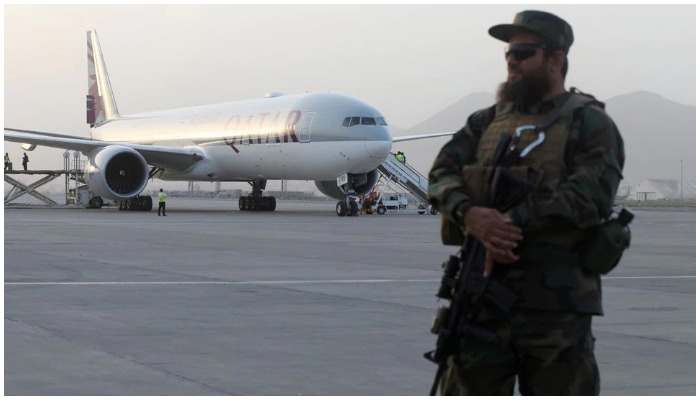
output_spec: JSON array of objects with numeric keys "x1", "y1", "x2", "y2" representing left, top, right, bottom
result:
[{"x1": 374, "y1": 154, "x2": 436, "y2": 214}]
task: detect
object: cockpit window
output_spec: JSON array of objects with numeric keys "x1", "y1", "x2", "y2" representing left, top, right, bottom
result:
[{"x1": 342, "y1": 116, "x2": 386, "y2": 127}]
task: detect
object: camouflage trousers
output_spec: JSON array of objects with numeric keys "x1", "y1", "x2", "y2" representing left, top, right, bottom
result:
[{"x1": 440, "y1": 309, "x2": 599, "y2": 396}]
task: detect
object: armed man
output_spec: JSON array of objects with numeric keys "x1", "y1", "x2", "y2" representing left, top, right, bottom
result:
[{"x1": 427, "y1": 10, "x2": 626, "y2": 396}]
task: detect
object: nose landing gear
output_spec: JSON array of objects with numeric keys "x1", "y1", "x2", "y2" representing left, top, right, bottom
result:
[
  {"x1": 336, "y1": 198, "x2": 359, "y2": 217},
  {"x1": 335, "y1": 174, "x2": 362, "y2": 217}
]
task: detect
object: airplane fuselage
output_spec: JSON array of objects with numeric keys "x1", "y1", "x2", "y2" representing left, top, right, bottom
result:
[{"x1": 91, "y1": 92, "x2": 393, "y2": 182}]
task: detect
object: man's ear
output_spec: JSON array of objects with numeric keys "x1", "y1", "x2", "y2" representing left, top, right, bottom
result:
[{"x1": 549, "y1": 51, "x2": 566, "y2": 74}]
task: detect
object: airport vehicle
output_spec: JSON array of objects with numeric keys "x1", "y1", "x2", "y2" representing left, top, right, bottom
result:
[
  {"x1": 362, "y1": 191, "x2": 408, "y2": 215},
  {"x1": 4, "y1": 30, "x2": 452, "y2": 216},
  {"x1": 377, "y1": 193, "x2": 409, "y2": 214}
]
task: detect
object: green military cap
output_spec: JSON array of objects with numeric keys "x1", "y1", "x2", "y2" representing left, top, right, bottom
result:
[{"x1": 489, "y1": 10, "x2": 574, "y2": 54}]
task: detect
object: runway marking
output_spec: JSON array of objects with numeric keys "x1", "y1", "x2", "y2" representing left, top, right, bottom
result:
[
  {"x1": 3, "y1": 276, "x2": 695, "y2": 286},
  {"x1": 602, "y1": 276, "x2": 695, "y2": 279},
  {"x1": 4, "y1": 279, "x2": 440, "y2": 286}
]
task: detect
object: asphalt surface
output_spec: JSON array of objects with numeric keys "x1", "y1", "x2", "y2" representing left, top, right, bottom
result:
[{"x1": 3, "y1": 199, "x2": 696, "y2": 395}]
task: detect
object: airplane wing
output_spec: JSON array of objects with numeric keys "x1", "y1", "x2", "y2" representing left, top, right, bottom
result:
[
  {"x1": 392, "y1": 132, "x2": 454, "y2": 142},
  {"x1": 4, "y1": 129, "x2": 204, "y2": 171},
  {"x1": 4, "y1": 127, "x2": 93, "y2": 140}
]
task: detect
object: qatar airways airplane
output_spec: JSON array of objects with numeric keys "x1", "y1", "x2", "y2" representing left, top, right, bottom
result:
[{"x1": 4, "y1": 30, "x2": 451, "y2": 216}]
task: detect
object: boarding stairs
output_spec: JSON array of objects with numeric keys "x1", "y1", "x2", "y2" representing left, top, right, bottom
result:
[{"x1": 377, "y1": 154, "x2": 430, "y2": 205}]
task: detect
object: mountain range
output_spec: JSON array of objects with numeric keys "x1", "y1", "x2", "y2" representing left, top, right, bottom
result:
[{"x1": 391, "y1": 91, "x2": 696, "y2": 186}]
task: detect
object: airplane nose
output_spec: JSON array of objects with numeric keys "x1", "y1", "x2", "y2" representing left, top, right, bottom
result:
[{"x1": 365, "y1": 127, "x2": 392, "y2": 159}]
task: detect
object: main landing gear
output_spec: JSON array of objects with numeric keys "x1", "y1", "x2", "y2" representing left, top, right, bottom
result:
[
  {"x1": 117, "y1": 195, "x2": 153, "y2": 211},
  {"x1": 239, "y1": 179, "x2": 276, "y2": 212}
]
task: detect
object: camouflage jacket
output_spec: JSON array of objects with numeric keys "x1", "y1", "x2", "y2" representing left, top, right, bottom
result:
[{"x1": 428, "y1": 91, "x2": 625, "y2": 315}]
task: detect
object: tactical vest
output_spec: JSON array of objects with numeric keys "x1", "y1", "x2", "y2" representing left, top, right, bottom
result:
[
  {"x1": 458, "y1": 95, "x2": 606, "y2": 314},
  {"x1": 464, "y1": 103, "x2": 583, "y2": 246},
  {"x1": 442, "y1": 93, "x2": 602, "y2": 246}
]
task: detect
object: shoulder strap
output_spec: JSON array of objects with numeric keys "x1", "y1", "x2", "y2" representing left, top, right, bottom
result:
[
  {"x1": 465, "y1": 104, "x2": 498, "y2": 141},
  {"x1": 535, "y1": 88, "x2": 602, "y2": 133},
  {"x1": 563, "y1": 88, "x2": 606, "y2": 170}
]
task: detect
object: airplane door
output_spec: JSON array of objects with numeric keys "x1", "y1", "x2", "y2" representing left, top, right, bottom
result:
[{"x1": 300, "y1": 112, "x2": 315, "y2": 143}]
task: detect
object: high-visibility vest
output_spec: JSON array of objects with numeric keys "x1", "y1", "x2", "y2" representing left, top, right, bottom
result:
[
  {"x1": 396, "y1": 153, "x2": 405, "y2": 163},
  {"x1": 4, "y1": 155, "x2": 9, "y2": 163},
  {"x1": 158, "y1": 192, "x2": 166, "y2": 203}
]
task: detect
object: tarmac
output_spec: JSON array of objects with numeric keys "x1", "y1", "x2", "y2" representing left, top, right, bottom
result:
[{"x1": 3, "y1": 199, "x2": 696, "y2": 395}]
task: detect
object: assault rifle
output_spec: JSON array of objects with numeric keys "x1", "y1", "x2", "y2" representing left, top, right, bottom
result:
[{"x1": 423, "y1": 130, "x2": 534, "y2": 395}]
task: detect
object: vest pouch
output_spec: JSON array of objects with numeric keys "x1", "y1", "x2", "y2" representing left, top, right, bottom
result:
[{"x1": 579, "y1": 219, "x2": 631, "y2": 274}]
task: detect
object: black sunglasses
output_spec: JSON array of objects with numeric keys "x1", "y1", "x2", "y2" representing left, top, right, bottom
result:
[{"x1": 504, "y1": 43, "x2": 549, "y2": 61}]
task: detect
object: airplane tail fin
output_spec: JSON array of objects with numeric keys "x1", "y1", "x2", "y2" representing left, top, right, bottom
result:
[{"x1": 87, "y1": 30, "x2": 120, "y2": 127}]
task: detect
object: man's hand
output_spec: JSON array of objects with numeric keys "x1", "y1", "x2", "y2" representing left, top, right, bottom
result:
[
  {"x1": 484, "y1": 248, "x2": 519, "y2": 278},
  {"x1": 463, "y1": 206, "x2": 522, "y2": 277}
]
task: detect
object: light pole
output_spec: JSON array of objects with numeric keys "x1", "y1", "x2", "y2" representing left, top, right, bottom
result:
[{"x1": 680, "y1": 160, "x2": 684, "y2": 201}]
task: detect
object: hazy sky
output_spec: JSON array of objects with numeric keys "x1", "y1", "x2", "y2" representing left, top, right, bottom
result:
[{"x1": 3, "y1": 4, "x2": 697, "y2": 190}]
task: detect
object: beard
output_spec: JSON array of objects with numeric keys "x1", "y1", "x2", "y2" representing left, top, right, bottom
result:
[{"x1": 501, "y1": 65, "x2": 552, "y2": 109}]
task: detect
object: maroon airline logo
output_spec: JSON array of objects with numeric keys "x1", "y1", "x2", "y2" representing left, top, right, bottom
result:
[{"x1": 223, "y1": 110, "x2": 302, "y2": 153}]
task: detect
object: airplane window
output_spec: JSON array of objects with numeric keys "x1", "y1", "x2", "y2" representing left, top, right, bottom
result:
[
  {"x1": 361, "y1": 117, "x2": 376, "y2": 126},
  {"x1": 349, "y1": 117, "x2": 360, "y2": 126},
  {"x1": 342, "y1": 117, "x2": 351, "y2": 127},
  {"x1": 377, "y1": 117, "x2": 388, "y2": 126}
]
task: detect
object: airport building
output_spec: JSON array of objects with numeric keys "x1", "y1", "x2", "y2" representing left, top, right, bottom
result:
[{"x1": 619, "y1": 179, "x2": 696, "y2": 201}]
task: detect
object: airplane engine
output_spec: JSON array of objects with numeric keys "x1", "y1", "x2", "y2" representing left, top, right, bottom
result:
[
  {"x1": 84, "y1": 145, "x2": 150, "y2": 201},
  {"x1": 314, "y1": 169, "x2": 380, "y2": 200}
]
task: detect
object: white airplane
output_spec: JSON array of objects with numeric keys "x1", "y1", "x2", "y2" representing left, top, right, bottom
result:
[{"x1": 5, "y1": 30, "x2": 452, "y2": 216}]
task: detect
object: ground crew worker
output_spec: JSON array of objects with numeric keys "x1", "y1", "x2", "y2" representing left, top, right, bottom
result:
[
  {"x1": 396, "y1": 151, "x2": 406, "y2": 163},
  {"x1": 4, "y1": 153, "x2": 11, "y2": 171},
  {"x1": 22, "y1": 153, "x2": 29, "y2": 171},
  {"x1": 157, "y1": 188, "x2": 167, "y2": 216},
  {"x1": 428, "y1": 10, "x2": 625, "y2": 395}
]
